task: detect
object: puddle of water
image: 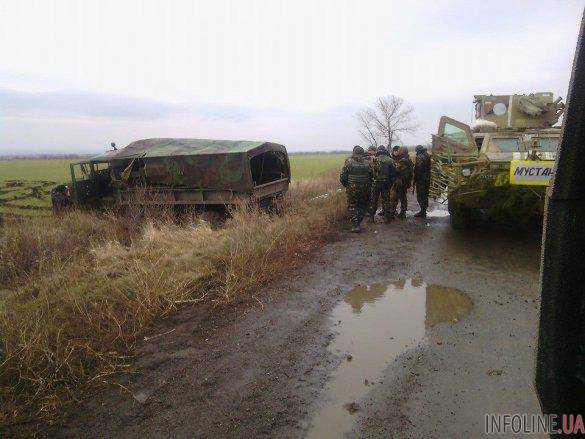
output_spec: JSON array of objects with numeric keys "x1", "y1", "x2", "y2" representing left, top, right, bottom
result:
[{"x1": 307, "y1": 279, "x2": 472, "y2": 439}]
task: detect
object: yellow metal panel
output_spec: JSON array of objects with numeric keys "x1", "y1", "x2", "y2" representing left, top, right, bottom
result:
[{"x1": 509, "y1": 160, "x2": 555, "y2": 186}]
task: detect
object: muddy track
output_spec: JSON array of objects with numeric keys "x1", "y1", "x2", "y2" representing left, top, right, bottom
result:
[{"x1": 43, "y1": 201, "x2": 543, "y2": 439}]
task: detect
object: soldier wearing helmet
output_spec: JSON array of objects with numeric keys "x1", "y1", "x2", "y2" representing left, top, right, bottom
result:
[
  {"x1": 413, "y1": 145, "x2": 432, "y2": 218},
  {"x1": 340, "y1": 145, "x2": 373, "y2": 232},
  {"x1": 391, "y1": 145, "x2": 401, "y2": 158},
  {"x1": 366, "y1": 145, "x2": 378, "y2": 164},
  {"x1": 369, "y1": 145, "x2": 396, "y2": 222}
]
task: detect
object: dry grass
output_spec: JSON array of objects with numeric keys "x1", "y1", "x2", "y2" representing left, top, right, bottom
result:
[{"x1": 0, "y1": 174, "x2": 344, "y2": 427}]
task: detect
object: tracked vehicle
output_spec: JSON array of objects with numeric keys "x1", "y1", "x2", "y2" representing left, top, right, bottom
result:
[
  {"x1": 430, "y1": 93, "x2": 565, "y2": 228},
  {"x1": 51, "y1": 138, "x2": 290, "y2": 212}
]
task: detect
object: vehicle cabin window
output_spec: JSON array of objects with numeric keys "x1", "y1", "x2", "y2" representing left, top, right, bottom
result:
[
  {"x1": 73, "y1": 163, "x2": 91, "y2": 180},
  {"x1": 250, "y1": 151, "x2": 287, "y2": 186},
  {"x1": 538, "y1": 138, "x2": 559, "y2": 152},
  {"x1": 490, "y1": 138, "x2": 520, "y2": 152},
  {"x1": 94, "y1": 162, "x2": 109, "y2": 172},
  {"x1": 443, "y1": 123, "x2": 470, "y2": 146},
  {"x1": 91, "y1": 162, "x2": 113, "y2": 196}
]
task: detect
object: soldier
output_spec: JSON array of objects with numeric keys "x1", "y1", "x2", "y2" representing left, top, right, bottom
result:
[
  {"x1": 340, "y1": 146, "x2": 373, "y2": 232},
  {"x1": 391, "y1": 145, "x2": 400, "y2": 158},
  {"x1": 363, "y1": 145, "x2": 378, "y2": 220},
  {"x1": 345, "y1": 145, "x2": 361, "y2": 164},
  {"x1": 369, "y1": 145, "x2": 396, "y2": 222},
  {"x1": 389, "y1": 146, "x2": 413, "y2": 219},
  {"x1": 413, "y1": 145, "x2": 432, "y2": 218}
]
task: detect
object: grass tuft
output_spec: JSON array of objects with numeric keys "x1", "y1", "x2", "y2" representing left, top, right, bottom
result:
[{"x1": 0, "y1": 174, "x2": 344, "y2": 427}]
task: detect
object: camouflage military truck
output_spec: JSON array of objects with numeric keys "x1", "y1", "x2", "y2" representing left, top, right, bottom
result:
[
  {"x1": 430, "y1": 93, "x2": 564, "y2": 228},
  {"x1": 51, "y1": 138, "x2": 290, "y2": 212}
]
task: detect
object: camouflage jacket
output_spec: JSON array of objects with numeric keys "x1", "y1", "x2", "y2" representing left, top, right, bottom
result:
[
  {"x1": 413, "y1": 152, "x2": 431, "y2": 184},
  {"x1": 393, "y1": 156, "x2": 413, "y2": 188},
  {"x1": 340, "y1": 155, "x2": 373, "y2": 187},
  {"x1": 371, "y1": 153, "x2": 396, "y2": 183},
  {"x1": 363, "y1": 154, "x2": 375, "y2": 167}
]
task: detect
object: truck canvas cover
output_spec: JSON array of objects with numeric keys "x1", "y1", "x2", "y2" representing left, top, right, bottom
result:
[{"x1": 92, "y1": 138, "x2": 288, "y2": 192}]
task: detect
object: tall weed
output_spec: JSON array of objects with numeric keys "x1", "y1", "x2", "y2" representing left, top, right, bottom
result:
[{"x1": 0, "y1": 176, "x2": 344, "y2": 426}]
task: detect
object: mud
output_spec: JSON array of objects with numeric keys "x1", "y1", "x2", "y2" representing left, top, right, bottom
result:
[
  {"x1": 307, "y1": 280, "x2": 472, "y2": 439},
  {"x1": 43, "y1": 201, "x2": 544, "y2": 438}
]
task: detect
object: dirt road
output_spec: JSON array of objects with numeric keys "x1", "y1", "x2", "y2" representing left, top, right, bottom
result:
[{"x1": 54, "y1": 203, "x2": 544, "y2": 438}]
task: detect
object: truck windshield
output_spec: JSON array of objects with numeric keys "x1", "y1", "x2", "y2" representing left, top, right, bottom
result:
[
  {"x1": 491, "y1": 138, "x2": 519, "y2": 152},
  {"x1": 72, "y1": 163, "x2": 91, "y2": 180},
  {"x1": 443, "y1": 122, "x2": 471, "y2": 146}
]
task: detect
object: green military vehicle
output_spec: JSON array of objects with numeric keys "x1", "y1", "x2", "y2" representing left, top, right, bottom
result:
[
  {"x1": 430, "y1": 93, "x2": 565, "y2": 228},
  {"x1": 51, "y1": 138, "x2": 291, "y2": 212}
]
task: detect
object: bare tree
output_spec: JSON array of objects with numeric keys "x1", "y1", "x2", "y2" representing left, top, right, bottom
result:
[
  {"x1": 355, "y1": 109, "x2": 381, "y2": 148},
  {"x1": 356, "y1": 95, "x2": 417, "y2": 147}
]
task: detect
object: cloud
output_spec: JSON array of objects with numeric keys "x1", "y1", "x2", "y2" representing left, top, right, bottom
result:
[
  {"x1": 0, "y1": 87, "x2": 182, "y2": 121},
  {"x1": 0, "y1": 0, "x2": 582, "y2": 154},
  {"x1": 0, "y1": 92, "x2": 362, "y2": 154},
  {"x1": 0, "y1": 85, "x2": 298, "y2": 125}
]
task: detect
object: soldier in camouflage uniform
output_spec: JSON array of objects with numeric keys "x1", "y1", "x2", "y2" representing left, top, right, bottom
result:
[
  {"x1": 369, "y1": 145, "x2": 396, "y2": 222},
  {"x1": 413, "y1": 145, "x2": 432, "y2": 218},
  {"x1": 389, "y1": 146, "x2": 413, "y2": 219},
  {"x1": 365, "y1": 145, "x2": 377, "y2": 166},
  {"x1": 365, "y1": 146, "x2": 378, "y2": 219},
  {"x1": 340, "y1": 146, "x2": 373, "y2": 232}
]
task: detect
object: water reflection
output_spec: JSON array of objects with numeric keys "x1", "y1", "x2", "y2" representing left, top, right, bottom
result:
[{"x1": 307, "y1": 279, "x2": 472, "y2": 439}]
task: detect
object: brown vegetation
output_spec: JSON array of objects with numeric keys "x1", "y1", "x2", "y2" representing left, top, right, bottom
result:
[{"x1": 0, "y1": 174, "x2": 344, "y2": 427}]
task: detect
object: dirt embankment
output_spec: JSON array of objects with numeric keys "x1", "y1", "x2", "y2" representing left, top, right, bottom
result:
[{"x1": 39, "y1": 202, "x2": 543, "y2": 438}]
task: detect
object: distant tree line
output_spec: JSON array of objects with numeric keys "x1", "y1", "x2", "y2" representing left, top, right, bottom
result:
[
  {"x1": 288, "y1": 150, "x2": 353, "y2": 155},
  {"x1": 289, "y1": 146, "x2": 428, "y2": 155},
  {"x1": 0, "y1": 153, "x2": 93, "y2": 160}
]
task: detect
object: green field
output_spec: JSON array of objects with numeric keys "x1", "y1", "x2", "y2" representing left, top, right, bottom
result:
[
  {"x1": 0, "y1": 154, "x2": 347, "y2": 216},
  {"x1": 289, "y1": 153, "x2": 347, "y2": 179},
  {"x1": 0, "y1": 159, "x2": 78, "y2": 216},
  {"x1": 0, "y1": 158, "x2": 77, "y2": 182}
]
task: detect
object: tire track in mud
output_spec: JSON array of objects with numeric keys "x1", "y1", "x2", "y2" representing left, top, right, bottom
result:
[
  {"x1": 51, "y1": 213, "x2": 419, "y2": 438},
  {"x1": 49, "y1": 203, "x2": 543, "y2": 438},
  {"x1": 351, "y1": 213, "x2": 544, "y2": 438}
]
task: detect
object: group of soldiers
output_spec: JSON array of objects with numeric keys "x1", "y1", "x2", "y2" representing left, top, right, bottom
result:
[{"x1": 339, "y1": 144, "x2": 431, "y2": 232}]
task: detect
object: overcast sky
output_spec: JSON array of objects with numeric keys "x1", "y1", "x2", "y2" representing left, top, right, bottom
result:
[{"x1": 0, "y1": 0, "x2": 583, "y2": 155}]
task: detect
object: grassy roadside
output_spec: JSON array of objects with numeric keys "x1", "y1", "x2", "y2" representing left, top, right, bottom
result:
[{"x1": 0, "y1": 173, "x2": 344, "y2": 427}]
